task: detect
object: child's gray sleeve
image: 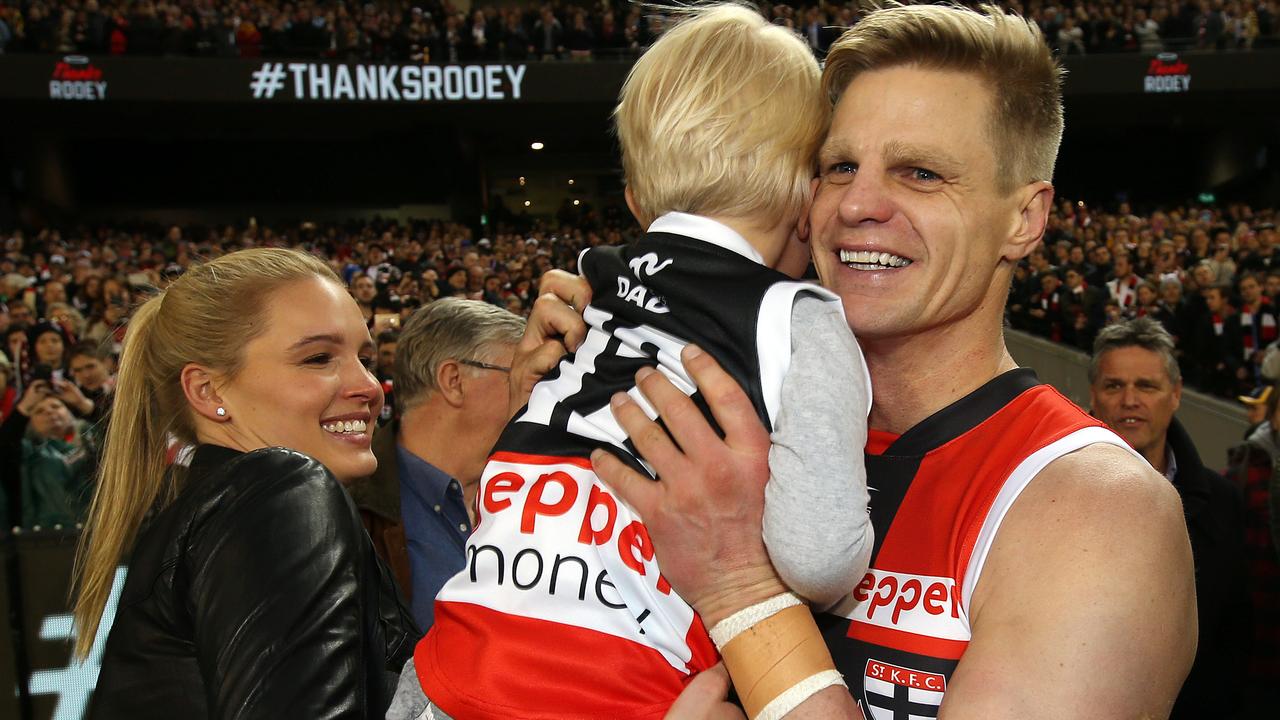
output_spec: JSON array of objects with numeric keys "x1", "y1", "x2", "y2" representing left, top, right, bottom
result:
[{"x1": 764, "y1": 294, "x2": 873, "y2": 609}]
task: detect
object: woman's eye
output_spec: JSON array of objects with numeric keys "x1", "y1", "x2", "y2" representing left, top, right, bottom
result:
[
  {"x1": 303, "y1": 354, "x2": 332, "y2": 365},
  {"x1": 359, "y1": 357, "x2": 376, "y2": 370}
]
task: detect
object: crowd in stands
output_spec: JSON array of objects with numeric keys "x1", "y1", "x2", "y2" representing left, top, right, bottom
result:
[
  {"x1": 1, "y1": 197, "x2": 1278, "y2": 526},
  {"x1": 1007, "y1": 199, "x2": 1280, "y2": 400},
  {"x1": 1, "y1": 0, "x2": 1278, "y2": 61},
  {"x1": 0, "y1": 202, "x2": 639, "y2": 529}
]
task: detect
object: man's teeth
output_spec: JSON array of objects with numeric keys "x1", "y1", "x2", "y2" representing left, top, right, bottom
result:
[
  {"x1": 323, "y1": 419, "x2": 368, "y2": 434},
  {"x1": 839, "y1": 249, "x2": 911, "y2": 268}
]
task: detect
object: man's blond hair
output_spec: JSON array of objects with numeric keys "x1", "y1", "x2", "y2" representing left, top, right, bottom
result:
[
  {"x1": 614, "y1": 4, "x2": 828, "y2": 226},
  {"x1": 824, "y1": 4, "x2": 1065, "y2": 194}
]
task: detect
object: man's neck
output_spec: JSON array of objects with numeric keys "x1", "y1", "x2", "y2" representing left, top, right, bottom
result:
[
  {"x1": 861, "y1": 310, "x2": 1017, "y2": 435},
  {"x1": 397, "y1": 404, "x2": 479, "y2": 514},
  {"x1": 1142, "y1": 437, "x2": 1170, "y2": 476}
]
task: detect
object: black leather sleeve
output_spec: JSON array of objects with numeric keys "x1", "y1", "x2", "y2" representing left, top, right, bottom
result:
[{"x1": 184, "y1": 449, "x2": 372, "y2": 720}]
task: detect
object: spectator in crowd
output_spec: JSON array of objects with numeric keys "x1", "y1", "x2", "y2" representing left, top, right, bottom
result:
[
  {"x1": 1089, "y1": 318, "x2": 1249, "y2": 720},
  {"x1": 347, "y1": 297, "x2": 523, "y2": 632},
  {"x1": 1239, "y1": 384, "x2": 1272, "y2": 436},
  {"x1": 1191, "y1": 283, "x2": 1241, "y2": 395},
  {"x1": 0, "y1": 353, "x2": 15, "y2": 421},
  {"x1": 27, "y1": 320, "x2": 69, "y2": 378},
  {"x1": 1229, "y1": 271, "x2": 1278, "y2": 388},
  {"x1": 1061, "y1": 264, "x2": 1107, "y2": 349},
  {"x1": 0, "y1": 379, "x2": 98, "y2": 529},
  {"x1": 1227, "y1": 379, "x2": 1280, "y2": 714},
  {"x1": 1107, "y1": 251, "x2": 1142, "y2": 309},
  {"x1": 67, "y1": 339, "x2": 114, "y2": 429},
  {"x1": 1209, "y1": 233, "x2": 1240, "y2": 284},
  {"x1": 8, "y1": 0, "x2": 1271, "y2": 61}
]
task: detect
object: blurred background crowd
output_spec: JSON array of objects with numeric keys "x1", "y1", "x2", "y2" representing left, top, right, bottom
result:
[
  {"x1": 1007, "y1": 200, "x2": 1280, "y2": 399},
  {"x1": 2, "y1": 0, "x2": 1279, "y2": 61}
]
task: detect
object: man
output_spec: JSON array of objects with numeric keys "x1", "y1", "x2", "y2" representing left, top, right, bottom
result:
[
  {"x1": 1060, "y1": 266, "x2": 1106, "y2": 350},
  {"x1": 524, "y1": 5, "x2": 1196, "y2": 717},
  {"x1": 1106, "y1": 250, "x2": 1141, "y2": 309},
  {"x1": 1190, "y1": 284, "x2": 1241, "y2": 396},
  {"x1": 1227, "y1": 272, "x2": 1278, "y2": 389},
  {"x1": 67, "y1": 340, "x2": 113, "y2": 429},
  {"x1": 347, "y1": 298, "x2": 523, "y2": 631},
  {"x1": 1089, "y1": 318, "x2": 1248, "y2": 719},
  {"x1": 1025, "y1": 270, "x2": 1063, "y2": 340}
]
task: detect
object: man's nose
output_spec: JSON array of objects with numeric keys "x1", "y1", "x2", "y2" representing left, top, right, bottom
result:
[{"x1": 836, "y1": 170, "x2": 895, "y2": 227}]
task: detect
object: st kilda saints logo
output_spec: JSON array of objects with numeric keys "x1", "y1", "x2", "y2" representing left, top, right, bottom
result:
[
  {"x1": 861, "y1": 659, "x2": 945, "y2": 720},
  {"x1": 50, "y1": 55, "x2": 108, "y2": 101},
  {"x1": 1143, "y1": 52, "x2": 1191, "y2": 94}
]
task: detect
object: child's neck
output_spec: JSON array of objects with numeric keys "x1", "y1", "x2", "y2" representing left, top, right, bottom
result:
[{"x1": 704, "y1": 213, "x2": 791, "y2": 268}]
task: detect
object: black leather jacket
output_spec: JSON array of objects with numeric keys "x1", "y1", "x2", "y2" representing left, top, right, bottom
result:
[{"x1": 89, "y1": 445, "x2": 419, "y2": 719}]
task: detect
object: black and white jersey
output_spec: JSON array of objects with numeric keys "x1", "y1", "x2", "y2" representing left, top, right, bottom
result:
[
  {"x1": 420, "y1": 214, "x2": 850, "y2": 719},
  {"x1": 497, "y1": 213, "x2": 839, "y2": 472}
]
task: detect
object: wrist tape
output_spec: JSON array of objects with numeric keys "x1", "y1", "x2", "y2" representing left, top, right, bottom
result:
[{"x1": 709, "y1": 593, "x2": 847, "y2": 720}]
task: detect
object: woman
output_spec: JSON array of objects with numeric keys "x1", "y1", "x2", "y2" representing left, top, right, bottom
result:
[{"x1": 74, "y1": 247, "x2": 417, "y2": 719}]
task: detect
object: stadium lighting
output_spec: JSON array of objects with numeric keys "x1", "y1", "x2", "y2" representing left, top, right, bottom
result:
[
  {"x1": 573, "y1": 200, "x2": 580, "y2": 206},
  {"x1": 568, "y1": 179, "x2": 575, "y2": 185},
  {"x1": 524, "y1": 200, "x2": 531, "y2": 207},
  {"x1": 531, "y1": 141, "x2": 545, "y2": 150},
  {"x1": 518, "y1": 176, "x2": 526, "y2": 186}
]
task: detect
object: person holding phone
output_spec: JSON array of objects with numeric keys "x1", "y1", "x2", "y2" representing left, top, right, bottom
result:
[{"x1": 0, "y1": 377, "x2": 97, "y2": 529}]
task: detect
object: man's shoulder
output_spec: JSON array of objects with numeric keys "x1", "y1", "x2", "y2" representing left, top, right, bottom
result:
[
  {"x1": 1044, "y1": 442, "x2": 1182, "y2": 520},
  {"x1": 976, "y1": 442, "x2": 1181, "y2": 598}
]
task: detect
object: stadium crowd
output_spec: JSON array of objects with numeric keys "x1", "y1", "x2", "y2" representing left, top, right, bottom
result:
[
  {"x1": 0, "y1": 203, "x2": 641, "y2": 530},
  {"x1": 1007, "y1": 199, "x2": 1280, "y2": 400},
  {"x1": 1, "y1": 0, "x2": 1278, "y2": 61},
  {"x1": 1, "y1": 200, "x2": 1279, "y2": 712}
]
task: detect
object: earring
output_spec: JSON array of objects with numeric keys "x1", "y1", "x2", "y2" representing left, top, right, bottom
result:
[{"x1": 216, "y1": 407, "x2": 227, "y2": 417}]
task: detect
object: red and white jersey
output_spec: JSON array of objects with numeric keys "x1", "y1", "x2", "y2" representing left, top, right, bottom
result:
[
  {"x1": 818, "y1": 369, "x2": 1139, "y2": 720},
  {"x1": 415, "y1": 224, "x2": 841, "y2": 719}
]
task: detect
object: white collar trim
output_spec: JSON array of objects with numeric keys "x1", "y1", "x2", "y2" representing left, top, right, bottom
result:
[{"x1": 647, "y1": 212, "x2": 764, "y2": 265}]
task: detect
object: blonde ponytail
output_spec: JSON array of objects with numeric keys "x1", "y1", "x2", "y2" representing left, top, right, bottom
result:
[{"x1": 71, "y1": 297, "x2": 176, "y2": 658}]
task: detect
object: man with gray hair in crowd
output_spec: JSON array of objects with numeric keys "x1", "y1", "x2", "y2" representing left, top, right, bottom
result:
[
  {"x1": 347, "y1": 297, "x2": 525, "y2": 632},
  {"x1": 1089, "y1": 317, "x2": 1248, "y2": 719}
]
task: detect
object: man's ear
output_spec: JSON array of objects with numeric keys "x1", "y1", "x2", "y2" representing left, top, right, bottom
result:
[
  {"x1": 436, "y1": 359, "x2": 466, "y2": 408},
  {"x1": 180, "y1": 363, "x2": 229, "y2": 422},
  {"x1": 624, "y1": 186, "x2": 651, "y2": 229},
  {"x1": 1003, "y1": 181, "x2": 1055, "y2": 263}
]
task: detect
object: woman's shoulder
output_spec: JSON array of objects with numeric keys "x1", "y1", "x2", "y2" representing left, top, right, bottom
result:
[{"x1": 179, "y1": 446, "x2": 352, "y2": 528}]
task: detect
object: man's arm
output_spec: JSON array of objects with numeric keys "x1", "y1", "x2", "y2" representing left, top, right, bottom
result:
[
  {"x1": 594, "y1": 348, "x2": 861, "y2": 719},
  {"x1": 944, "y1": 443, "x2": 1197, "y2": 719}
]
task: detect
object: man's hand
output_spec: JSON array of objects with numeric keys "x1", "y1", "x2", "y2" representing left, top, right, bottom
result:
[
  {"x1": 664, "y1": 664, "x2": 745, "y2": 720},
  {"x1": 590, "y1": 345, "x2": 784, "y2": 626},
  {"x1": 16, "y1": 380, "x2": 52, "y2": 417},
  {"x1": 508, "y1": 270, "x2": 591, "y2": 416},
  {"x1": 53, "y1": 379, "x2": 93, "y2": 416}
]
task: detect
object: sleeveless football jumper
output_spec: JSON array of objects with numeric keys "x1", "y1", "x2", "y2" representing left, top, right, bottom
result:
[
  {"x1": 418, "y1": 218, "x2": 854, "y2": 719},
  {"x1": 819, "y1": 369, "x2": 1140, "y2": 719}
]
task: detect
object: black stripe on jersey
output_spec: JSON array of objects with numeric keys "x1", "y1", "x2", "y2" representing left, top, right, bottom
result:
[
  {"x1": 884, "y1": 369, "x2": 1041, "y2": 456},
  {"x1": 866, "y1": 453, "x2": 925, "y2": 564}
]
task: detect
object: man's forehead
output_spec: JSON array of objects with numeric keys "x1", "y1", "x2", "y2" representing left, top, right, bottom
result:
[{"x1": 1098, "y1": 348, "x2": 1170, "y2": 379}]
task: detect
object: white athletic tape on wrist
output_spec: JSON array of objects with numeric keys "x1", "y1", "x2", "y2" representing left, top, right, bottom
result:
[
  {"x1": 755, "y1": 669, "x2": 847, "y2": 720},
  {"x1": 708, "y1": 592, "x2": 803, "y2": 649}
]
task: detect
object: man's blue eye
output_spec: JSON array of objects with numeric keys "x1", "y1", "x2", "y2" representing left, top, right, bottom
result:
[{"x1": 913, "y1": 168, "x2": 941, "y2": 182}]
